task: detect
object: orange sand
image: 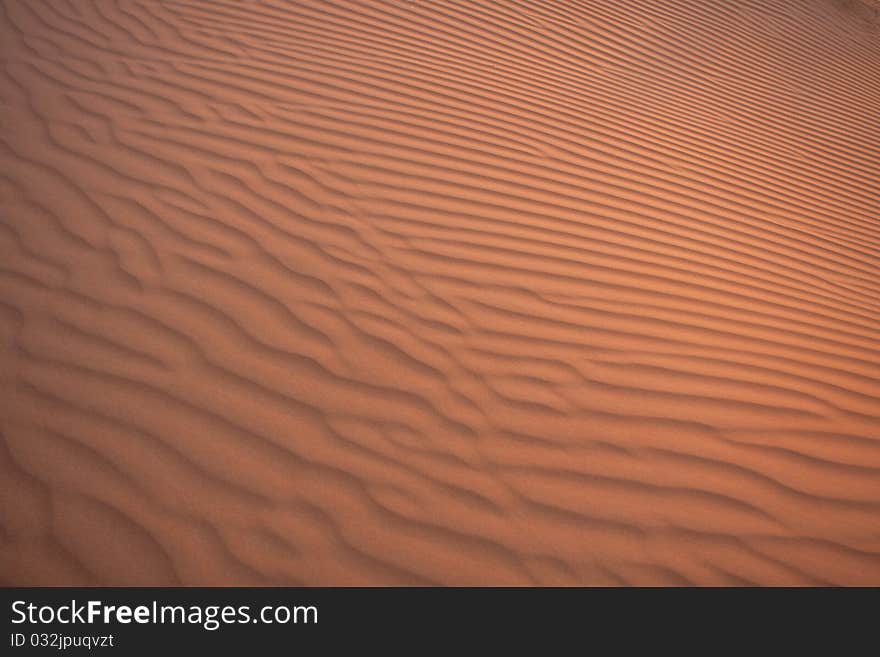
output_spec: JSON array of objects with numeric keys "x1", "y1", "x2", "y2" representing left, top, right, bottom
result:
[{"x1": 1, "y1": 0, "x2": 880, "y2": 585}]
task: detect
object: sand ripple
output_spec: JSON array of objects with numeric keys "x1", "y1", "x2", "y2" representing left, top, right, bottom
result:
[{"x1": 1, "y1": 0, "x2": 879, "y2": 585}]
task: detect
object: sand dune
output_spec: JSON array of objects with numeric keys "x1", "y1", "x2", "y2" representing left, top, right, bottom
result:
[{"x1": 1, "y1": 0, "x2": 879, "y2": 585}]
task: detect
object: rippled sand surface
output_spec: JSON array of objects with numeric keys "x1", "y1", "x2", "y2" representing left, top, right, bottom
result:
[{"x1": 2, "y1": 0, "x2": 880, "y2": 585}]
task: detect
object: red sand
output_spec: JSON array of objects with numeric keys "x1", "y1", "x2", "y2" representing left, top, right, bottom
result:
[{"x1": 1, "y1": 0, "x2": 880, "y2": 585}]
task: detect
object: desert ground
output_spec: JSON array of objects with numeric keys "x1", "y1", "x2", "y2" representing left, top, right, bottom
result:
[{"x1": 1, "y1": 0, "x2": 879, "y2": 585}]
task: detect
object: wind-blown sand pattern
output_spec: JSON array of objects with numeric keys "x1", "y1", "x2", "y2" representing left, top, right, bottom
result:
[{"x1": 1, "y1": 0, "x2": 880, "y2": 586}]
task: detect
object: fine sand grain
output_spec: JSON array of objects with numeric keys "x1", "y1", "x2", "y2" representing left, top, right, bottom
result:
[{"x1": 1, "y1": 0, "x2": 879, "y2": 585}]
